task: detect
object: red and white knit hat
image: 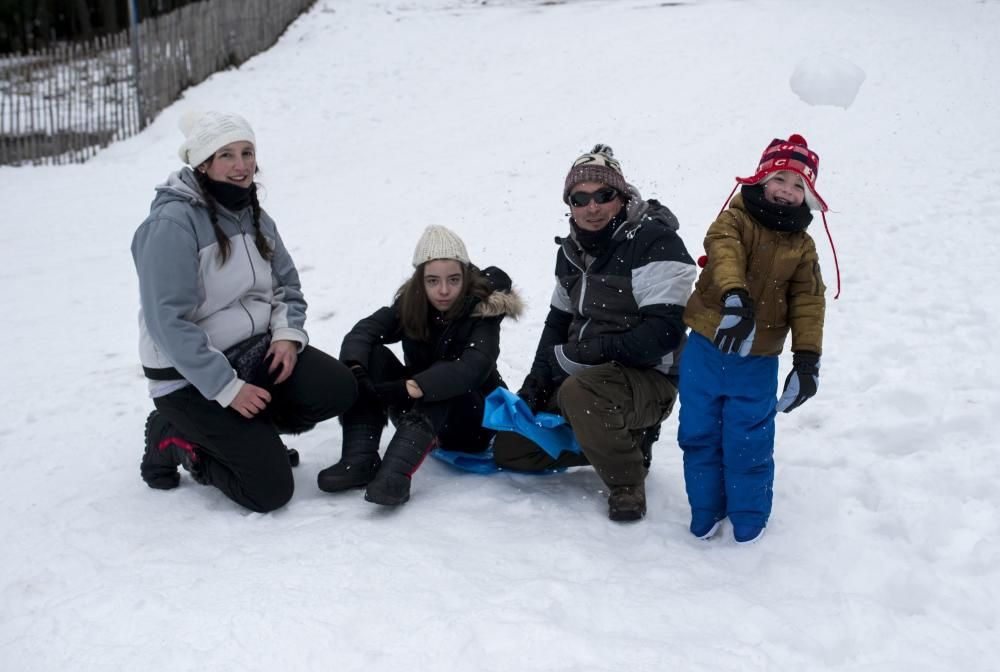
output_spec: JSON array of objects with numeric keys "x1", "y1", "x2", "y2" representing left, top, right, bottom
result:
[{"x1": 736, "y1": 133, "x2": 828, "y2": 212}]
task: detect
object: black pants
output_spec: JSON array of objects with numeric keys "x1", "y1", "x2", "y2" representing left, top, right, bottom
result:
[
  {"x1": 154, "y1": 345, "x2": 357, "y2": 512},
  {"x1": 346, "y1": 345, "x2": 494, "y2": 453}
]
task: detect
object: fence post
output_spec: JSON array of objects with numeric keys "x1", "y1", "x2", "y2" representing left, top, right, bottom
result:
[{"x1": 127, "y1": 0, "x2": 145, "y2": 129}]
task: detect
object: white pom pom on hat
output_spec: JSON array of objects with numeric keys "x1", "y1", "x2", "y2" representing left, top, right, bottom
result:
[
  {"x1": 177, "y1": 109, "x2": 205, "y2": 137},
  {"x1": 177, "y1": 110, "x2": 256, "y2": 167},
  {"x1": 412, "y1": 225, "x2": 470, "y2": 268}
]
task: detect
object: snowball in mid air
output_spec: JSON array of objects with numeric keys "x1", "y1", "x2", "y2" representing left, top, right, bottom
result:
[{"x1": 790, "y1": 54, "x2": 866, "y2": 109}]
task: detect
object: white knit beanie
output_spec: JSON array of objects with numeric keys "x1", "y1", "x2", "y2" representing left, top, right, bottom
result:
[
  {"x1": 412, "y1": 225, "x2": 470, "y2": 268},
  {"x1": 177, "y1": 110, "x2": 256, "y2": 167}
]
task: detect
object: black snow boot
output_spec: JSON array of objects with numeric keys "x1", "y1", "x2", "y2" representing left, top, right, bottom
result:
[
  {"x1": 608, "y1": 482, "x2": 647, "y2": 522},
  {"x1": 364, "y1": 413, "x2": 435, "y2": 506},
  {"x1": 317, "y1": 422, "x2": 383, "y2": 493},
  {"x1": 140, "y1": 410, "x2": 207, "y2": 489}
]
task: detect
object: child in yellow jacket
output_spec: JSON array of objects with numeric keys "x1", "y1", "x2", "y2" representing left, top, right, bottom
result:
[{"x1": 678, "y1": 134, "x2": 828, "y2": 544}]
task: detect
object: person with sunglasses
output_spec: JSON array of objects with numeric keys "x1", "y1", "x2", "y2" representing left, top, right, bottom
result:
[
  {"x1": 493, "y1": 144, "x2": 697, "y2": 521},
  {"x1": 132, "y1": 110, "x2": 358, "y2": 513}
]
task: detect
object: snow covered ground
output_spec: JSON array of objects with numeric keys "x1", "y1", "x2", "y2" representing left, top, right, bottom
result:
[{"x1": 1, "y1": 0, "x2": 998, "y2": 669}]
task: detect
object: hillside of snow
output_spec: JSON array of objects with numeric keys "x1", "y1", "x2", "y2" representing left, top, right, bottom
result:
[{"x1": 1, "y1": 1, "x2": 997, "y2": 670}]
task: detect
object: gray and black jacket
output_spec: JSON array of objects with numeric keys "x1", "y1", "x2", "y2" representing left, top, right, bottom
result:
[
  {"x1": 132, "y1": 168, "x2": 307, "y2": 407},
  {"x1": 526, "y1": 187, "x2": 697, "y2": 393}
]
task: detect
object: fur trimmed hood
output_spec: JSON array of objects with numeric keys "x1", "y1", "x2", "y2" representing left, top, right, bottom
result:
[
  {"x1": 474, "y1": 287, "x2": 524, "y2": 319},
  {"x1": 471, "y1": 266, "x2": 523, "y2": 320}
]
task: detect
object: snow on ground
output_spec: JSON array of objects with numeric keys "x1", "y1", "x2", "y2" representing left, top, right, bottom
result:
[{"x1": 1, "y1": 0, "x2": 998, "y2": 670}]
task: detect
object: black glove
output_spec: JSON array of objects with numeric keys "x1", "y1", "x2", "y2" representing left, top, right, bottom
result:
[
  {"x1": 350, "y1": 365, "x2": 378, "y2": 401},
  {"x1": 714, "y1": 289, "x2": 756, "y2": 356},
  {"x1": 517, "y1": 375, "x2": 549, "y2": 413},
  {"x1": 776, "y1": 351, "x2": 820, "y2": 413},
  {"x1": 373, "y1": 379, "x2": 412, "y2": 408}
]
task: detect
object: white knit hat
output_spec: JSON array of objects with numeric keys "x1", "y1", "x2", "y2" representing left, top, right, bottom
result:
[
  {"x1": 177, "y1": 110, "x2": 256, "y2": 167},
  {"x1": 412, "y1": 225, "x2": 470, "y2": 268}
]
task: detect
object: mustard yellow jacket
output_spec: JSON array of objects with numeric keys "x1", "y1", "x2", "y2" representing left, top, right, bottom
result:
[{"x1": 684, "y1": 193, "x2": 825, "y2": 356}]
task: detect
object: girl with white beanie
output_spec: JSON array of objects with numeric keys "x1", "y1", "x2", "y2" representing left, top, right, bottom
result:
[
  {"x1": 318, "y1": 225, "x2": 523, "y2": 506},
  {"x1": 132, "y1": 110, "x2": 357, "y2": 513}
]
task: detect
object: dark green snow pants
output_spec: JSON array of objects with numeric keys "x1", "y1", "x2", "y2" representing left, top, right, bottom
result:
[{"x1": 493, "y1": 363, "x2": 678, "y2": 487}]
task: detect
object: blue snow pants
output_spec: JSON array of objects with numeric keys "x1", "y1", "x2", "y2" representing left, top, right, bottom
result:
[{"x1": 677, "y1": 331, "x2": 779, "y2": 529}]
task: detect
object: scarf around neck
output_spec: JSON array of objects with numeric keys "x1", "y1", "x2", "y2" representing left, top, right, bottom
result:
[
  {"x1": 571, "y1": 205, "x2": 627, "y2": 255},
  {"x1": 740, "y1": 184, "x2": 812, "y2": 233},
  {"x1": 203, "y1": 177, "x2": 253, "y2": 211}
]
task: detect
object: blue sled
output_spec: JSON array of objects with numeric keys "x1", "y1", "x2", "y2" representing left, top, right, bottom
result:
[
  {"x1": 481, "y1": 387, "x2": 581, "y2": 459},
  {"x1": 430, "y1": 388, "x2": 581, "y2": 474}
]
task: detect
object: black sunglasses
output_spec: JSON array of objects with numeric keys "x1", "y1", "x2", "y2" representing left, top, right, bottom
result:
[{"x1": 568, "y1": 187, "x2": 619, "y2": 207}]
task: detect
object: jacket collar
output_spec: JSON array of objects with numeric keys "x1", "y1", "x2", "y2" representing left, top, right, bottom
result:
[
  {"x1": 559, "y1": 186, "x2": 648, "y2": 267},
  {"x1": 153, "y1": 167, "x2": 251, "y2": 222}
]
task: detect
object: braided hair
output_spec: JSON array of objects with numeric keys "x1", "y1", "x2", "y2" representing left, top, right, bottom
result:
[{"x1": 194, "y1": 169, "x2": 273, "y2": 265}]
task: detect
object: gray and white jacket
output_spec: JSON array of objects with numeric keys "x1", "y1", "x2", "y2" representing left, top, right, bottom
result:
[{"x1": 132, "y1": 168, "x2": 308, "y2": 406}]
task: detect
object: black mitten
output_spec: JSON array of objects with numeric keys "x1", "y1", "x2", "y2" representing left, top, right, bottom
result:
[
  {"x1": 350, "y1": 366, "x2": 378, "y2": 401},
  {"x1": 517, "y1": 375, "x2": 549, "y2": 413}
]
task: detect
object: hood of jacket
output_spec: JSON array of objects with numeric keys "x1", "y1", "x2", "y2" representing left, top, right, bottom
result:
[
  {"x1": 471, "y1": 265, "x2": 524, "y2": 320},
  {"x1": 151, "y1": 168, "x2": 209, "y2": 210},
  {"x1": 473, "y1": 287, "x2": 525, "y2": 319}
]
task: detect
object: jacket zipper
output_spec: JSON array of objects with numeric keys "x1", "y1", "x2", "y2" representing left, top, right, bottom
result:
[
  {"x1": 236, "y1": 216, "x2": 257, "y2": 334},
  {"x1": 430, "y1": 297, "x2": 476, "y2": 361},
  {"x1": 561, "y1": 241, "x2": 593, "y2": 340}
]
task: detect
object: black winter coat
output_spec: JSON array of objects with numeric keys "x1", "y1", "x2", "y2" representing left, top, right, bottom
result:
[
  {"x1": 526, "y1": 192, "x2": 697, "y2": 392},
  {"x1": 340, "y1": 267, "x2": 524, "y2": 403}
]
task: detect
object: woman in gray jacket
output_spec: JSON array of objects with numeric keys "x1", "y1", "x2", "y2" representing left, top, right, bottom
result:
[{"x1": 131, "y1": 110, "x2": 356, "y2": 512}]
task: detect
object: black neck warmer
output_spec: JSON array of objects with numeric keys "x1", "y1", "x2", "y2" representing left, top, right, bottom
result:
[
  {"x1": 740, "y1": 184, "x2": 812, "y2": 233},
  {"x1": 571, "y1": 205, "x2": 627, "y2": 255},
  {"x1": 203, "y1": 177, "x2": 253, "y2": 211}
]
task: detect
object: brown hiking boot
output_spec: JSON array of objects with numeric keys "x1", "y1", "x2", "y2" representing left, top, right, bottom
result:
[{"x1": 608, "y1": 483, "x2": 646, "y2": 522}]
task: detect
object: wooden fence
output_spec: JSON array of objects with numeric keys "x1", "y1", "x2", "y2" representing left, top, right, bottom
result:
[{"x1": 0, "y1": 0, "x2": 315, "y2": 166}]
